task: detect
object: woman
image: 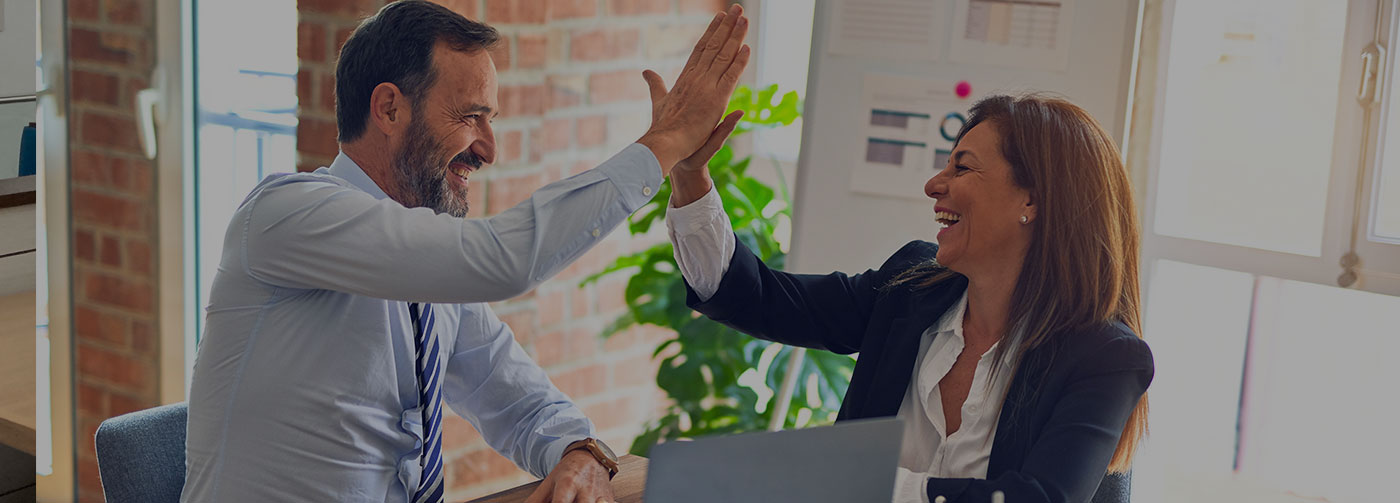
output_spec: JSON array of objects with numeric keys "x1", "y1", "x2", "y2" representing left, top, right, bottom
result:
[{"x1": 664, "y1": 94, "x2": 1152, "y2": 503}]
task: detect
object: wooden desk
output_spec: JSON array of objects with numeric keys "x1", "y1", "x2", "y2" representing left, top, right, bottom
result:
[
  {"x1": 466, "y1": 455, "x2": 648, "y2": 503},
  {"x1": 0, "y1": 291, "x2": 36, "y2": 455}
]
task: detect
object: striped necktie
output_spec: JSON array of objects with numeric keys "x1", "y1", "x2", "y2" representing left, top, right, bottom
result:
[{"x1": 409, "y1": 303, "x2": 444, "y2": 503}]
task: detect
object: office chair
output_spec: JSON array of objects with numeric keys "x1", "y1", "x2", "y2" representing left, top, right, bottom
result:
[{"x1": 95, "y1": 402, "x2": 188, "y2": 503}]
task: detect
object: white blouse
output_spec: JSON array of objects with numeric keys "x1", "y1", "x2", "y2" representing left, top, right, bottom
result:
[{"x1": 665, "y1": 187, "x2": 1016, "y2": 503}]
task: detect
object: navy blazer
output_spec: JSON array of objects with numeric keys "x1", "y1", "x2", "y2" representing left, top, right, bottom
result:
[{"x1": 685, "y1": 239, "x2": 1154, "y2": 503}]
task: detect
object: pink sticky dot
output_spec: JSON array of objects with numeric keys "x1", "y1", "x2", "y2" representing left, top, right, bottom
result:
[{"x1": 955, "y1": 81, "x2": 972, "y2": 99}]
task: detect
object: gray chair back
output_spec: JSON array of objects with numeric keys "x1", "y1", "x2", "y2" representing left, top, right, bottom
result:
[
  {"x1": 95, "y1": 402, "x2": 188, "y2": 503},
  {"x1": 1091, "y1": 470, "x2": 1132, "y2": 503}
]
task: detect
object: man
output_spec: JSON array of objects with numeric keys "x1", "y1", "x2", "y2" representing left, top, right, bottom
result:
[{"x1": 181, "y1": 2, "x2": 750, "y2": 502}]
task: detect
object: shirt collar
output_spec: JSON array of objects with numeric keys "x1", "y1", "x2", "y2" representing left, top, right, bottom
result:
[{"x1": 327, "y1": 151, "x2": 392, "y2": 201}]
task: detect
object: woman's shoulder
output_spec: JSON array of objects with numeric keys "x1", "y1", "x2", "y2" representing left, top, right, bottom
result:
[{"x1": 1061, "y1": 321, "x2": 1154, "y2": 375}]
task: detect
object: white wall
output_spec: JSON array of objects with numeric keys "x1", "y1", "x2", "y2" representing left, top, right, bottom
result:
[{"x1": 0, "y1": 0, "x2": 38, "y2": 97}]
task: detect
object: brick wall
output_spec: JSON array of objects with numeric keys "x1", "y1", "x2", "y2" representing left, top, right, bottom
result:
[
  {"x1": 298, "y1": 0, "x2": 728, "y2": 500},
  {"x1": 66, "y1": 0, "x2": 161, "y2": 501}
]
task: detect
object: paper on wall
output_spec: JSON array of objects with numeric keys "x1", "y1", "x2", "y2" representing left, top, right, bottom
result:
[
  {"x1": 826, "y1": 0, "x2": 945, "y2": 61},
  {"x1": 948, "y1": 0, "x2": 1073, "y2": 71},
  {"x1": 851, "y1": 73, "x2": 979, "y2": 200}
]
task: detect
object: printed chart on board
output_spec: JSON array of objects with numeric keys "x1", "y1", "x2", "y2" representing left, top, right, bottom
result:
[
  {"x1": 851, "y1": 73, "x2": 982, "y2": 200},
  {"x1": 949, "y1": 0, "x2": 1073, "y2": 71}
]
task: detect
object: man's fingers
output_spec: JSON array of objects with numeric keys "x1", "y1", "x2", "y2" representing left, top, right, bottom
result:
[
  {"x1": 524, "y1": 479, "x2": 552, "y2": 503},
  {"x1": 684, "y1": 12, "x2": 725, "y2": 71},
  {"x1": 709, "y1": 13, "x2": 749, "y2": 75},
  {"x1": 720, "y1": 45, "x2": 751, "y2": 88},
  {"x1": 699, "y1": 4, "x2": 742, "y2": 70},
  {"x1": 642, "y1": 70, "x2": 667, "y2": 104},
  {"x1": 554, "y1": 485, "x2": 577, "y2": 503}
]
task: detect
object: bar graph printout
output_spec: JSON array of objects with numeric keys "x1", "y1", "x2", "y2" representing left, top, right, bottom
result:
[{"x1": 949, "y1": 0, "x2": 1073, "y2": 71}]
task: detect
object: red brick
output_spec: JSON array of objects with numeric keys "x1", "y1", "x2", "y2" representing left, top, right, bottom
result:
[
  {"x1": 108, "y1": 156, "x2": 154, "y2": 198},
  {"x1": 571, "y1": 285, "x2": 591, "y2": 318},
  {"x1": 297, "y1": 116, "x2": 341, "y2": 159},
  {"x1": 441, "y1": 413, "x2": 483, "y2": 448},
  {"x1": 298, "y1": 21, "x2": 327, "y2": 64},
  {"x1": 70, "y1": 0, "x2": 100, "y2": 21},
  {"x1": 77, "y1": 458, "x2": 104, "y2": 501},
  {"x1": 77, "y1": 343, "x2": 152, "y2": 391},
  {"x1": 571, "y1": 28, "x2": 640, "y2": 62},
  {"x1": 498, "y1": 84, "x2": 545, "y2": 118},
  {"x1": 546, "y1": 74, "x2": 586, "y2": 110},
  {"x1": 601, "y1": 325, "x2": 641, "y2": 352},
  {"x1": 552, "y1": 363, "x2": 606, "y2": 398},
  {"x1": 589, "y1": 69, "x2": 649, "y2": 105},
  {"x1": 576, "y1": 115, "x2": 607, "y2": 147},
  {"x1": 78, "y1": 417, "x2": 101, "y2": 459},
  {"x1": 532, "y1": 118, "x2": 572, "y2": 155},
  {"x1": 298, "y1": 0, "x2": 382, "y2": 17},
  {"x1": 319, "y1": 70, "x2": 338, "y2": 114},
  {"x1": 82, "y1": 271, "x2": 154, "y2": 313},
  {"x1": 679, "y1": 0, "x2": 726, "y2": 14},
  {"x1": 538, "y1": 289, "x2": 567, "y2": 328},
  {"x1": 548, "y1": 0, "x2": 597, "y2": 20},
  {"x1": 335, "y1": 27, "x2": 356, "y2": 54},
  {"x1": 516, "y1": 34, "x2": 547, "y2": 69},
  {"x1": 74, "y1": 228, "x2": 97, "y2": 262},
  {"x1": 466, "y1": 176, "x2": 486, "y2": 217},
  {"x1": 596, "y1": 274, "x2": 628, "y2": 313},
  {"x1": 436, "y1": 0, "x2": 478, "y2": 18},
  {"x1": 127, "y1": 239, "x2": 152, "y2": 275},
  {"x1": 130, "y1": 319, "x2": 155, "y2": 355},
  {"x1": 99, "y1": 234, "x2": 122, "y2": 267},
  {"x1": 72, "y1": 189, "x2": 148, "y2": 232},
  {"x1": 447, "y1": 446, "x2": 521, "y2": 489},
  {"x1": 583, "y1": 396, "x2": 634, "y2": 431},
  {"x1": 485, "y1": 0, "x2": 546, "y2": 24},
  {"x1": 489, "y1": 35, "x2": 511, "y2": 71},
  {"x1": 497, "y1": 309, "x2": 538, "y2": 345},
  {"x1": 104, "y1": 0, "x2": 145, "y2": 26},
  {"x1": 614, "y1": 351, "x2": 661, "y2": 387},
  {"x1": 108, "y1": 390, "x2": 152, "y2": 417},
  {"x1": 486, "y1": 173, "x2": 545, "y2": 215},
  {"x1": 71, "y1": 69, "x2": 121, "y2": 107},
  {"x1": 80, "y1": 110, "x2": 142, "y2": 152},
  {"x1": 498, "y1": 129, "x2": 523, "y2": 164},
  {"x1": 610, "y1": 0, "x2": 671, "y2": 15},
  {"x1": 124, "y1": 75, "x2": 149, "y2": 109},
  {"x1": 535, "y1": 326, "x2": 598, "y2": 368},
  {"x1": 70, "y1": 28, "x2": 147, "y2": 67},
  {"x1": 76, "y1": 382, "x2": 107, "y2": 418}
]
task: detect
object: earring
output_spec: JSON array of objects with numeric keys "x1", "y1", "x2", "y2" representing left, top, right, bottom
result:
[{"x1": 1019, "y1": 215, "x2": 1028, "y2": 224}]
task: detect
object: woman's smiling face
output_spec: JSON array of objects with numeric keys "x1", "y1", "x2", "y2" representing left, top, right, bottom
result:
[{"x1": 923, "y1": 121, "x2": 1037, "y2": 277}]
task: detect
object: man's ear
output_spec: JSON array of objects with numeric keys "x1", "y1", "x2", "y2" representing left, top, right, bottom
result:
[{"x1": 368, "y1": 82, "x2": 410, "y2": 137}]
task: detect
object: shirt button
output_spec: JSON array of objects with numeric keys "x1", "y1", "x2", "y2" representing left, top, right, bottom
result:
[
  {"x1": 592, "y1": 228, "x2": 601, "y2": 237},
  {"x1": 643, "y1": 186, "x2": 653, "y2": 196}
]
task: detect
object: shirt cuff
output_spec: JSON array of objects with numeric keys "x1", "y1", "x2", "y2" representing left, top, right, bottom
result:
[
  {"x1": 666, "y1": 186, "x2": 735, "y2": 302},
  {"x1": 666, "y1": 184, "x2": 727, "y2": 235},
  {"x1": 597, "y1": 143, "x2": 664, "y2": 211}
]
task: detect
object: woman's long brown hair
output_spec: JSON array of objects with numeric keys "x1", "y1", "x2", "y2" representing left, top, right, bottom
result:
[{"x1": 890, "y1": 94, "x2": 1148, "y2": 473}]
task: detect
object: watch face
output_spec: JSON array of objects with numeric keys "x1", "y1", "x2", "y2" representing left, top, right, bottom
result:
[{"x1": 595, "y1": 439, "x2": 618, "y2": 462}]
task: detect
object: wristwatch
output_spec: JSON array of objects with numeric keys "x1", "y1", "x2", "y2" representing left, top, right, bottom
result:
[{"x1": 564, "y1": 438, "x2": 620, "y2": 479}]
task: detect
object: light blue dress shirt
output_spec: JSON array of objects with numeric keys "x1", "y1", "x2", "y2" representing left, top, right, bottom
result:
[{"x1": 182, "y1": 144, "x2": 663, "y2": 502}]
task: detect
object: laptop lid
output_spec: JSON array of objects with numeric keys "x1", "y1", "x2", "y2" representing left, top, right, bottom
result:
[{"x1": 643, "y1": 417, "x2": 905, "y2": 503}]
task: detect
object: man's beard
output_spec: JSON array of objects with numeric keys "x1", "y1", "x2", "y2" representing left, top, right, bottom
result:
[{"x1": 392, "y1": 117, "x2": 482, "y2": 218}]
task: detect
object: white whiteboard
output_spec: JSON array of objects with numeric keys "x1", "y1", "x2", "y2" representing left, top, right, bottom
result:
[{"x1": 788, "y1": 0, "x2": 1141, "y2": 274}]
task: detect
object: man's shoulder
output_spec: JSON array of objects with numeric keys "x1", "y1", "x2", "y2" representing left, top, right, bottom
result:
[{"x1": 236, "y1": 170, "x2": 361, "y2": 212}]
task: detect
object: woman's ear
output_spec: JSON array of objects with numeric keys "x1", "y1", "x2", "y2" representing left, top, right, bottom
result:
[
  {"x1": 1022, "y1": 193, "x2": 1038, "y2": 224},
  {"x1": 368, "y1": 82, "x2": 410, "y2": 137}
]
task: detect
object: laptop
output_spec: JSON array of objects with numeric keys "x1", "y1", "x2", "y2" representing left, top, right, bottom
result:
[{"x1": 643, "y1": 417, "x2": 904, "y2": 503}]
